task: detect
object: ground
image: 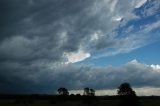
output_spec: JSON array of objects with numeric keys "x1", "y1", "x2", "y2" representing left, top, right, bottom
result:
[{"x1": 0, "y1": 95, "x2": 160, "y2": 106}]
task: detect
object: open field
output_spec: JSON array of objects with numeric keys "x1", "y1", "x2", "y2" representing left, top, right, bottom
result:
[{"x1": 0, "y1": 95, "x2": 160, "y2": 106}]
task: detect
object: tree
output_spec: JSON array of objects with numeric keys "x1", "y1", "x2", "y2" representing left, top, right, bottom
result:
[
  {"x1": 83, "y1": 87, "x2": 95, "y2": 96},
  {"x1": 117, "y1": 82, "x2": 136, "y2": 96},
  {"x1": 83, "y1": 88, "x2": 96, "y2": 106},
  {"x1": 90, "y1": 89, "x2": 95, "y2": 96},
  {"x1": 83, "y1": 87, "x2": 90, "y2": 95},
  {"x1": 117, "y1": 83, "x2": 140, "y2": 106},
  {"x1": 57, "y1": 87, "x2": 69, "y2": 96}
]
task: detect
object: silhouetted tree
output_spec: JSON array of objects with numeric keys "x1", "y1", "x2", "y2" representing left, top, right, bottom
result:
[
  {"x1": 83, "y1": 87, "x2": 95, "y2": 96},
  {"x1": 90, "y1": 89, "x2": 95, "y2": 96},
  {"x1": 117, "y1": 82, "x2": 140, "y2": 106},
  {"x1": 83, "y1": 87, "x2": 90, "y2": 96},
  {"x1": 117, "y1": 82, "x2": 136, "y2": 96},
  {"x1": 57, "y1": 87, "x2": 69, "y2": 96},
  {"x1": 83, "y1": 88, "x2": 96, "y2": 106}
]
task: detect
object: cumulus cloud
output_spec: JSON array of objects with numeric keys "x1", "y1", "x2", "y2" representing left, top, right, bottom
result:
[
  {"x1": 150, "y1": 64, "x2": 160, "y2": 71},
  {"x1": 1, "y1": 59, "x2": 160, "y2": 94}
]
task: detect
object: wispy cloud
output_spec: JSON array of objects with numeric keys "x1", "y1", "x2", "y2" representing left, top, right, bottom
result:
[
  {"x1": 142, "y1": 20, "x2": 160, "y2": 32},
  {"x1": 134, "y1": 0, "x2": 147, "y2": 8}
]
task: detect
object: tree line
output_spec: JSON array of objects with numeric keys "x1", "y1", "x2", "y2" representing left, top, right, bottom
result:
[
  {"x1": 57, "y1": 82, "x2": 140, "y2": 106},
  {"x1": 58, "y1": 87, "x2": 95, "y2": 96},
  {"x1": 57, "y1": 82, "x2": 136, "y2": 96}
]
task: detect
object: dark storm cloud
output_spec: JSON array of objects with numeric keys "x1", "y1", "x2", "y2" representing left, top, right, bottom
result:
[
  {"x1": 1, "y1": 59, "x2": 160, "y2": 94},
  {"x1": 0, "y1": 0, "x2": 98, "y2": 94},
  {"x1": 0, "y1": 0, "x2": 160, "y2": 94},
  {"x1": 0, "y1": 0, "x2": 120, "y2": 50},
  {"x1": 0, "y1": 0, "x2": 117, "y2": 66}
]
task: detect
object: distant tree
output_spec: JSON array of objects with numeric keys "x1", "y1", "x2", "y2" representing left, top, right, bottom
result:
[
  {"x1": 117, "y1": 82, "x2": 140, "y2": 106},
  {"x1": 83, "y1": 87, "x2": 95, "y2": 96},
  {"x1": 84, "y1": 87, "x2": 90, "y2": 95},
  {"x1": 117, "y1": 82, "x2": 136, "y2": 96},
  {"x1": 90, "y1": 89, "x2": 95, "y2": 96},
  {"x1": 57, "y1": 87, "x2": 69, "y2": 96}
]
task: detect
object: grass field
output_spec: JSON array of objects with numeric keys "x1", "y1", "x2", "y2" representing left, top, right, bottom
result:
[{"x1": 0, "y1": 95, "x2": 160, "y2": 106}]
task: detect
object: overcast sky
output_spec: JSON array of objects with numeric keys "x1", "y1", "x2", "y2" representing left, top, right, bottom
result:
[{"x1": 0, "y1": 0, "x2": 160, "y2": 95}]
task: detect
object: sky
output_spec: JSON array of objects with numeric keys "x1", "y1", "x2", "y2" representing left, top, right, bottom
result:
[{"x1": 0, "y1": 0, "x2": 160, "y2": 96}]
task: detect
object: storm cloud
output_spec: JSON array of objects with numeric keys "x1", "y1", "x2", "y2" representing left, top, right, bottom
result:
[
  {"x1": 1, "y1": 59, "x2": 160, "y2": 94},
  {"x1": 0, "y1": 0, "x2": 160, "y2": 94}
]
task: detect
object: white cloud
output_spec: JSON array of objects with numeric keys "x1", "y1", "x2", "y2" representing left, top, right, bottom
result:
[
  {"x1": 129, "y1": 59, "x2": 139, "y2": 64},
  {"x1": 151, "y1": 64, "x2": 160, "y2": 71},
  {"x1": 65, "y1": 50, "x2": 91, "y2": 63},
  {"x1": 112, "y1": 16, "x2": 123, "y2": 21},
  {"x1": 134, "y1": 0, "x2": 147, "y2": 8}
]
